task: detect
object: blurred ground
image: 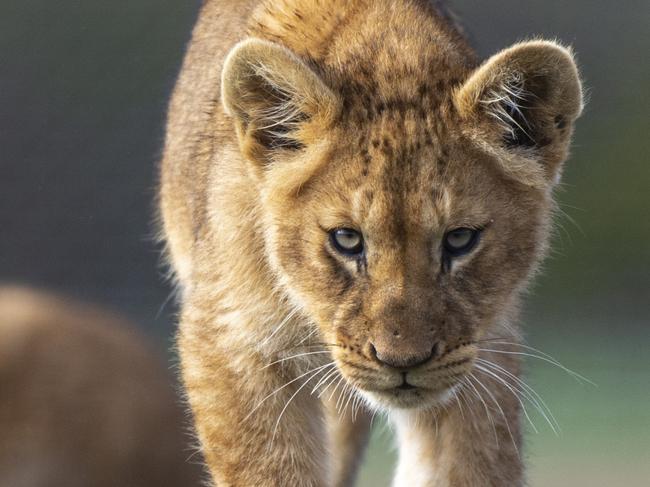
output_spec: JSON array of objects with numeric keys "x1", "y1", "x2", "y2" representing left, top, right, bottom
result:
[{"x1": 1, "y1": 0, "x2": 648, "y2": 484}]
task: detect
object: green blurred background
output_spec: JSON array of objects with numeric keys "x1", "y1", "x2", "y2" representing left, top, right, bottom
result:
[{"x1": 1, "y1": 1, "x2": 648, "y2": 485}]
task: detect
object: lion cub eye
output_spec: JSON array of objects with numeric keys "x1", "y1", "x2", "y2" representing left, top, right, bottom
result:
[
  {"x1": 443, "y1": 228, "x2": 481, "y2": 256},
  {"x1": 330, "y1": 228, "x2": 364, "y2": 256}
]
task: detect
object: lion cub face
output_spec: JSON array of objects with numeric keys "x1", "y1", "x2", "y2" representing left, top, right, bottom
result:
[{"x1": 222, "y1": 39, "x2": 582, "y2": 409}]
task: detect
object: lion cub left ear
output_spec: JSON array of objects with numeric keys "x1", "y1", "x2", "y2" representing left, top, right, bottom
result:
[
  {"x1": 222, "y1": 38, "x2": 340, "y2": 166},
  {"x1": 454, "y1": 40, "x2": 583, "y2": 188}
]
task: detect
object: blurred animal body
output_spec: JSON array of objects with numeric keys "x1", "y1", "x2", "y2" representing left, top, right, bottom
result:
[
  {"x1": 159, "y1": 0, "x2": 582, "y2": 485},
  {"x1": 0, "y1": 287, "x2": 200, "y2": 487}
]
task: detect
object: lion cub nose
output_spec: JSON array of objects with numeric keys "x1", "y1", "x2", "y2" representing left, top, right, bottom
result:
[{"x1": 369, "y1": 341, "x2": 441, "y2": 369}]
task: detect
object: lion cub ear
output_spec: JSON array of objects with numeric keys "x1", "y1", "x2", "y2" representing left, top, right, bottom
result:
[
  {"x1": 222, "y1": 38, "x2": 339, "y2": 165},
  {"x1": 454, "y1": 40, "x2": 583, "y2": 188}
]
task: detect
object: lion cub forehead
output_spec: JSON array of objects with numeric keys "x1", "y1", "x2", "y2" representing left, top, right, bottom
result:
[
  {"x1": 315, "y1": 96, "x2": 496, "y2": 236},
  {"x1": 344, "y1": 142, "x2": 455, "y2": 237},
  {"x1": 353, "y1": 180, "x2": 453, "y2": 238}
]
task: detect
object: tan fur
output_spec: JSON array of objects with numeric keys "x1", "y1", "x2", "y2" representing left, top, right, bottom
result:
[
  {"x1": 0, "y1": 287, "x2": 200, "y2": 487},
  {"x1": 159, "y1": 1, "x2": 583, "y2": 485}
]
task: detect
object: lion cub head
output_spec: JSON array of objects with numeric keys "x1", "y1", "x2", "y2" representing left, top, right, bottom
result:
[{"x1": 221, "y1": 38, "x2": 582, "y2": 409}]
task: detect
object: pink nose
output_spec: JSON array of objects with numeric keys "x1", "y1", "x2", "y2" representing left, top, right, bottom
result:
[{"x1": 369, "y1": 341, "x2": 440, "y2": 369}]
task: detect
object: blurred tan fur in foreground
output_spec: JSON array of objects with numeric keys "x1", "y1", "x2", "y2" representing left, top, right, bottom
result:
[{"x1": 0, "y1": 286, "x2": 201, "y2": 487}]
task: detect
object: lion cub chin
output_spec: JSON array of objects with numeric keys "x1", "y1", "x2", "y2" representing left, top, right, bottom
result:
[{"x1": 160, "y1": 0, "x2": 582, "y2": 485}]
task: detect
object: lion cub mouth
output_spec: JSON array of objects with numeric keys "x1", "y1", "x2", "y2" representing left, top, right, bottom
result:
[
  {"x1": 336, "y1": 345, "x2": 477, "y2": 410},
  {"x1": 396, "y1": 381, "x2": 417, "y2": 391}
]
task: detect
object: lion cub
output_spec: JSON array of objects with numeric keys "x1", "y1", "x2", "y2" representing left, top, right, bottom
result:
[
  {"x1": 0, "y1": 287, "x2": 200, "y2": 487},
  {"x1": 159, "y1": 0, "x2": 583, "y2": 485}
]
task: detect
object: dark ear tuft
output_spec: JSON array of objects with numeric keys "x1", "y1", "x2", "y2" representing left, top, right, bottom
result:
[
  {"x1": 483, "y1": 72, "x2": 538, "y2": 148},
  {"x1": 247, "y1": 82, "x2": 307, "y2": 151}
]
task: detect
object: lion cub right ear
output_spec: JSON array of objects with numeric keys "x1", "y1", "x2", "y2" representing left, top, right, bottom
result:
[
  {"x1": 222, "y1": 38, "x2": 340, "y2": 165},
  {"x1": 454, "y1": 40, "x2": 584, "y2": 188}
]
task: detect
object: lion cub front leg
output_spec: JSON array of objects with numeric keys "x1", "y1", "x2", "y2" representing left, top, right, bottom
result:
[
  {"x1": 323, "y1": 394, "x2": 372, "y2": 487},
  {"x1": 179, "y1": 319, "x2": 329, "y2": 486}
]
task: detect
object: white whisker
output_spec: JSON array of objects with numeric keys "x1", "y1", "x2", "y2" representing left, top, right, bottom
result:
[
  {"x1": 260, "y1": 350, "x2": 331, "y2": 370},
  {"x1": 340, "y1": 384, "x2": 357, "y2": 418},
  {"x1": 477, "y1": 358, "x2": 560, "y2": 434},
  {"x1": 349, "y1": 391, "x2": 360, "y2": 422},
  {"x1": 325, "y1": 374, "x2": 347, "y2": 402},
  {"x1": 336, "y1": 379, "x2": 353, "y2": 413},
  {"x1": 310, "y1": 364, "x2": 339, "y2": 394},
  {"x1": 271, "y1": 363, "x2": 334, "y2": 444},
  {"x1": 463, "y1": 376, "x2": 499, "y2": 446},
  {"x1": 474, "y1": 364, "x2": 538, "y2": 434},
  {"x1": 260, "y1": 307, "x2": 299, "y2": 347},
  {"x1": 297, "y1": 326, "x2": 320, "y2": 345},
  {"x1": 245, "y1": 361, "x2": 334, "y2": 422},
  {"x1": 452, "y1": 387, "x2": 466, "y2": 421},
  {"x1": 469, "y1": 372, "x2": 520, "y2": 457},
  {"x1": 478, "y1": 347, "x2": 594, "y2": 385}
]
